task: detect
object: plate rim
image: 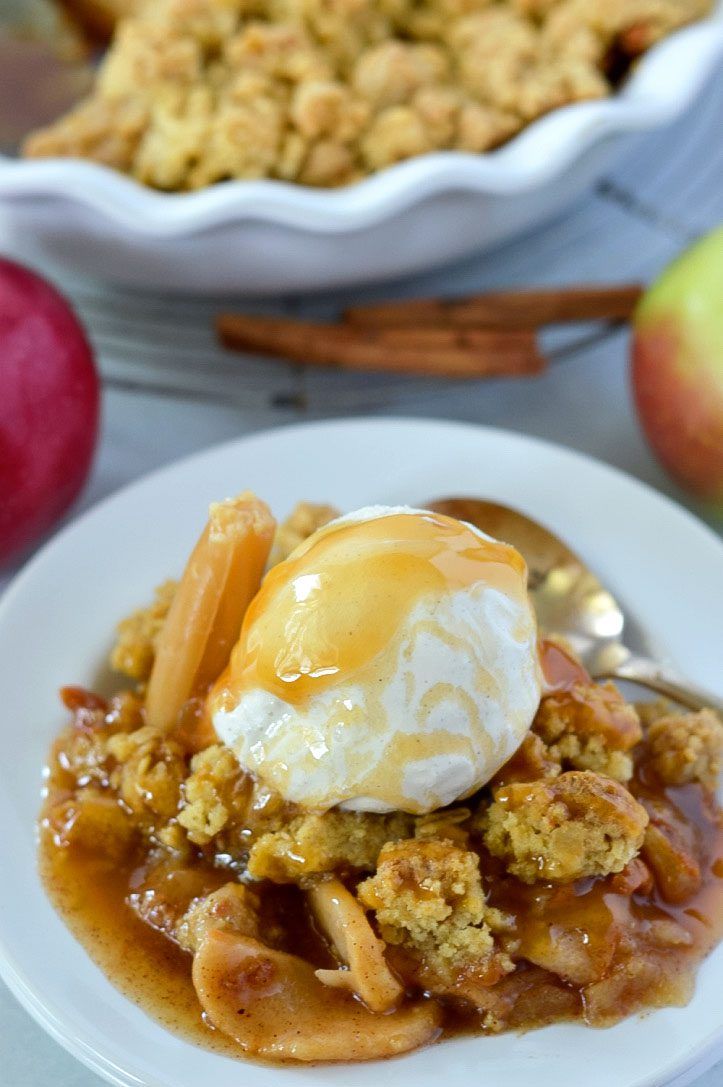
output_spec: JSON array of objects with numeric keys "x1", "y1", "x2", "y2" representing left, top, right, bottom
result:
[{"x1": 3, "y1": 417, "x2": 723, "y2": 610}]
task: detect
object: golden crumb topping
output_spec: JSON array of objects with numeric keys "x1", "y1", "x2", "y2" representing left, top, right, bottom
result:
[
  {"x1": 177, "y1": 744, "x2": 250, "y2": 845},
  {"x1": 177, "y1": 743, "x2": 292, "y2": 853},
  {"x1": 482, "y1": 770, "x2": 648, "y2": 883},
  {"x1": 24, "y1": 0, "x2": 711, "y2": 189},
  {"x1": 358, "y1": 838, "x2": 513, "y2": 986},
  {"x1": 646, "y1": 709, "x2": 723, "y2": 787},
  {"x1": 247, "y1": 810, "x2": 413, "y2": 882},
  {"x1": 107, "y1": 725, "x2": 187, "y2": 827},
  {"x1": 533, "y1": 681, "x2": 642, "y2": 782},
  {"x1": 268, "y1": 501, "x2": 340, "y2": 566},
  {"x1": 110, "y1": 580, "x2": 177, "y2": 680},
  {"x1": 491, "y1": 731, "x2": 562, "y2": 786}
]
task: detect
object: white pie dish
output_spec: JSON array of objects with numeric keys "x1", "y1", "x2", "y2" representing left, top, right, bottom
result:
[
  {"x1": 0, "y1": 417, "x2": 722, "y2": 1087},
  {"x1": 0, "y1": 11, "x2": 722, "y2": 294}
]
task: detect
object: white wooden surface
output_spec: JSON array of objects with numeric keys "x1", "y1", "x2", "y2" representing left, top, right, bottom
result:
[{"x1": 0, "y1": 67, "x2": 721, "y2": 1087}]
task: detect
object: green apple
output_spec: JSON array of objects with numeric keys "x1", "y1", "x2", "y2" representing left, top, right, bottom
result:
[{"x1": 631, "y1": 225, "x2": 723, "y2": 510}]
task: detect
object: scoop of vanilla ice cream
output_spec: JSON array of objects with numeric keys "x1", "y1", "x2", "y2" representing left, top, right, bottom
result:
[{"x1": 210, "y1": 505, "x2": 541, "y2": 814}]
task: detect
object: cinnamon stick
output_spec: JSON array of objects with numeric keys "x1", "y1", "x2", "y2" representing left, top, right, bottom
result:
[
  {"x1": 344, "y1": 284, "x2": 644, "y2": 330},
  {"x1": 217, "y1": 313, "x2": 545, "y2": 379}
]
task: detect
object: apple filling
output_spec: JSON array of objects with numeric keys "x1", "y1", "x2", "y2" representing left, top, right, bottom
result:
[{"x1": 40, "y1": 498, "x2": 723, "y2": 1064}]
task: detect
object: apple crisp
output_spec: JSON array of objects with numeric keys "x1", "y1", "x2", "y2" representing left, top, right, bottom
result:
[
  {"x1": 25, "y1": 0, "x2": 713, "y2": 188},
  {"x1": 39, "y1": 493, "x2": 723, "y2": 1065}
]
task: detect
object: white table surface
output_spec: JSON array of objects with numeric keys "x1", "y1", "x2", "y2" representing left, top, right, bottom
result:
[{"x1": 1, "y1": 64, "x2": 722, "y2": 1087}]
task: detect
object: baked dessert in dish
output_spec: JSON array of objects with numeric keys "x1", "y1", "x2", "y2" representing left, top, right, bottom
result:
[
  {"x1": 25, "y1": 0, "x2": 713, "y2": 189},
  {"x1": 40, "y1": 495, "x2": 723, "y2": 1063}
]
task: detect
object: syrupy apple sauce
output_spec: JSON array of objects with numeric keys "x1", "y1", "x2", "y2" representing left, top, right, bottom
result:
[
  {"x1": 36, "y1": 497, "x2": 723, "y2": 1064},
  {"x1": 39, "y1": 640, "x2": 723, "y2": 1063}
]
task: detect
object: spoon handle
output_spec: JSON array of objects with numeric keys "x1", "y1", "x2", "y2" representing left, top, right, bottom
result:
[{"x1": 595, "y1": 655, "x2": 723, "y2": 715}]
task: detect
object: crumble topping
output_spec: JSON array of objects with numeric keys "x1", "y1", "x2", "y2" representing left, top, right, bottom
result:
[
  {"x1": 491, "y1": 731, "x2": 562, "y2": 786},
  {"x1": 481, "y1": 770, "x2": 649, "y2": 882},
  {"x1": 532, "y1": 680, "x2": 643, "y2": 783},
  {"x1": 267, "y1": 501, "x2": 340, "y2": 566},
  {"x1": 110, "y1": 579, "x2": 177, "y2": 681},
  {"x1": 25, "y1": 0, "x2": 712, "y2": 188},
  {"x1": 177, "y1": 743, "x2": 252, "y2": 845},
  {"x1": 106, "y1": 725, "x2": 187, "y2": 827},
  {"x1": 646, "y1": 708, "x2": 723, "y2": 787},
  {"x1": 247, "y1": 810, "x2": 413, "y2": 881},
  {"x1": 358, "y1": 837, "x2": 513, "y2": 983}
]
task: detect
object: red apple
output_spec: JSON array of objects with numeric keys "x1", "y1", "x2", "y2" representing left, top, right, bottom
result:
[
  {"x1": 0, "y1": 257, "x2": 100, "y2": 566},
  {"x1": 631, "y1": 226, "x2": 723, "y2": 511}
]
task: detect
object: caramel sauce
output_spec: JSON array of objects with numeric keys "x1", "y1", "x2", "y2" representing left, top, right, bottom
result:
[
  {"x1": 39, "y1": 683, "x2": 723, "y2": 1060},
  {"x1": 39, "y1": 838, "x2": 239, "y2": 1056},
  {"x1": 39, "y1": 827, "x2": 335, "y2": 1060},
  {"x1": 212, "y1": 510, "x2": 527, "y2": 713},
  {"x1": 538, "y1": 637, "x2": 590, "y2": 691},
  {"x1": 40, "y1": 765, "x2": 723, "y2": 1056}
]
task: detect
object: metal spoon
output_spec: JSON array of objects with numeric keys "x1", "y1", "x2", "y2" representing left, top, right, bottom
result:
[{"x1": 427, "y1": 497, "x2": 723, "y2": 714}]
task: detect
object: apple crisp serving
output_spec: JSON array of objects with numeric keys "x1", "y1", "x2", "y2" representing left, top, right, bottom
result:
[
  {"x1": 25, "y1": 0, "x2": 713, "y2": 188},
  {"x1": 40, "y1": 495, "x2": 723, "y2": 1064}
]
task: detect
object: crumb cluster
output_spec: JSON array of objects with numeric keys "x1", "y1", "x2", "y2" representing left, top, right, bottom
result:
[
  {"x1": 358, "y1": 838, "x2": 513, "y2": 986},
  {"x1": 247, "y1": 810, "x2": 413, "y2": 880},
  {"x1": 110, "y1": 580, "x2": 176, "y2": 680},
  {"x1": 481, "y1": 769, "x2": 649, "y2": 883},
  {"x1": 532, "y1": 681, "x2": 642, "y2": 782},
  {"x1": 646, "y1": 708, "x2": 723, "y2": 787}
]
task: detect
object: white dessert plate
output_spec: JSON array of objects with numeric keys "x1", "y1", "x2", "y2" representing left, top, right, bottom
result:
[{"x1": 0, "y1": 417, "x2": 721, "y2": 1087}]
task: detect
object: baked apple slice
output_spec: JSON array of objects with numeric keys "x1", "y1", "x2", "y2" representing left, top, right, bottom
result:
[{"x1": 192, "y1": 929, "x2": 440, "y2": 1061}]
